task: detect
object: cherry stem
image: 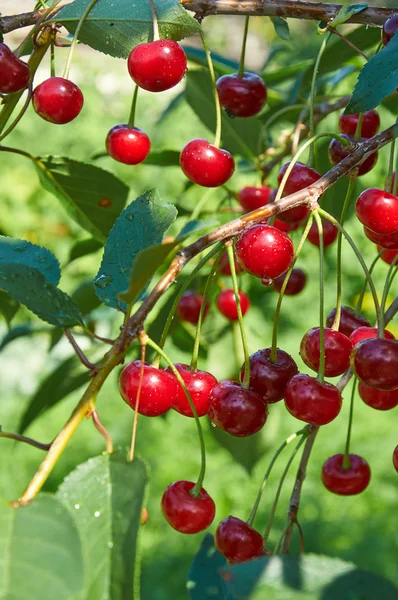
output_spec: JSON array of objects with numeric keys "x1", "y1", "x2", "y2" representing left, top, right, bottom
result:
[
  {"x1": 191, "y1": 188, "x2": 215, "y2": 220},
  {"x1": 394, "y1": 147, "x2": 398, "y2": 197},
  {"x1": 129, "y1": 338, "x2": 146, "y2": 462},
  {"x1": 342, "y1": 378, "x2": 357, "y2": 470},
  {"x1": 308, "y1": 31, "x2": 332, "y2": 166},
  {"x1": 355, "y1": 249, "x2": 384, "y2": 314},
  {"x1": 386, "y1": 137, "x2": 396, "y2": 193},
  {"x1": 238, "y1": 16, "x2": 250, "y2": 78},
  {"x1": 0, "y1": 84, "x2": 32, "y2": 142},
  {"x1": 354, "y1": 113, "x2": 364, "y2": 142},
  {"x1": 91, "y1": 409, "x2": 113, "y2": 453},
  {"x1": 327, "y1": 26, "x2": 369, "y2": 60},
  {"x1": 380, "y1": 254, "x2": 398, "y2": 333},
  {"x1": 260, "y1": 104, "x2": 307, "y2": 155},
  {"x1": 63, "y1": 0, "x2": 99, "y2": 80},
  {"x1": 0, "y1": 431, "x2": 51, "y2": 451},
  {"x1": 127, "y1": 85, "x2": 139, "y2": 129},
  {"x1": 148, "y1": 0, "x2": 160, "y2": 42},
  {"x1": 200, "y1": 29, "x2": 222, "y2": 148},
  {"x1": 146, "y1": 336, "x2": 207, "y2": 497},
  {"x1": 64, "y1": 329, "x2": 96, "y2": 371},
  {"x1": 50, "y1": 39, "x2": 55, "y2": 77},
  {"x1": 313, "y1": 211, "x2": 325, "y2": 383}
]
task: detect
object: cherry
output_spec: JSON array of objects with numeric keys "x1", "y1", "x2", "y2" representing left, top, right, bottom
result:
[
  {"x1": 208, "y1": 380, "x2": 268, "y2": 437},
  {"x1": 119, "y1": 360, "x2": 177, "y2": 416},
  {"x1": 382, "y1": 14, "x2": 398, "y2": 46},
  {"x1": 307, "y1": 218, "x2": 338, "y2": 247},
  {"x1": 165, "y1": 363, "x2": 218, "y2": 417},
  {"x1": 322, "y1": 454, "x2": 371, "y2": 495},
  {"x1": 284, "y1": 374, "x2": 342, "y2": 426},
  {"x1": 351, "y1": 339, "x2": 398, "y2": 390},
  {"x1": 127, "y1": 40, "x2": 186, "y2": 92},
  {"x1": 277, "y1": 161, "x2": 321, "y2": 223},
  {"x1": 0, "y1": 43, "x2": 30, "y2": 94},
  {"x1": 176, "y1": 291, "x2": 210, "y2": 325},
  {"x1": 216, "y1": 289, "x2": 250, "y2": 321},
  {"x1": 356, "y1": 188, "x2": 398, "y2": 235},
  {"x1": 274, "y1": 218, "x2": 301, "y2": 233},
  {"x1": 358, "y1": 382, "x2": 398, "y2": 411},
  {"x1": 237, "y1": 186, "x2": 272, "y2": 211},
  {"x1": 364, "y1": 227, "x2": 398, "y2": 250},
  {"x1": 393, "y1": 446, "x2": 398, "y2": 472},
  {"x1": 300, "y1": 327, "x2": 351, "y2": 377},
  {"x1": 216, "y1": 72, "x2": 267, "y2": 118},
  {"x1": 240, "y1": 347, "x2": 298, "y2": 404},
  {"x1": 329, "y1": 135, "x2": 378, "y2": 176},
  {"x1": 106, "y1": 124, "x2": 150, "y2": 165},
  {"x1": 218, "y1": 251, "x2": 243, "y2": 276},
  {"x1": 339, "y1": 110, "x2": 380, "y2": 139},
  {"x1": 378, "y1": 246, "x2": 398, "y2": 265},
  {"x1": 350, "y1": 326, "x2": 395, "y2": 346},
  {"x1": 32, "y1": 77, "x2": 84, "y2": 124},
  {"x1": 161, "y1": 480, "x2": 215, "y2": 534},
  {"x1": 326, "y1": 305, "x2": 371, "y2": 338},
  {"x1": 180, "y1": 139, "x2": 235, "y2": 188},
  {"x1": 273, "y1": 268, "x2": 307, "y2": 296},
  {"x1": 215, "y1": 516, "x2": 264, "y2": 563},
  {"x1": 235, "y1": 224, "x2": 294, "y2": 283}
]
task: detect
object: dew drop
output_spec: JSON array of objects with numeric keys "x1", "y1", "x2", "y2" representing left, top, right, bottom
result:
[
  {"x1": 94, "y1": 511, "x2": 101, "y2": 517},
  {"x1": 125, "y1": 213, "x2": 135, "y2": 221},
  {"x1": 74, "y1": 504, "x2": 80, "y2": 510},
  {"x1": 261, "y1": 277, "x2": 273, "y2": 287},
  {"x1": 13, "y1": 245, "x2": 26, "y2": 252},
  {"x1": 95, "y1": 274, "x2": 113, "y2": 289}
]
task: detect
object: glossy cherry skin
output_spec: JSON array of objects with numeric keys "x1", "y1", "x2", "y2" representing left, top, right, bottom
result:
[
  {"x1": 274, "y1": 218, "x2": 301, "y2": 233},
  {"x1": 240, "y1": 347, "x2": 298, "y2": 404},
  {"x1": 378, "y1": 246, "x2": 398, "y2": 265},
  {"x1": 339, "y1": 110, "x2": 380, "y2": 139},
  {"x1": 127, "y1": 40, "x2": 186, "y2": 92},
  {"x1": 177, "y1": 291, "x2": 210, "y2": 324},
  {"x1": 180, "y1": 139, "x2": 235, "y2": 187},
  {"x1": 273, "y1": 268, "x2": 307, "y2": 296},
  {"x1": 166, "y1": 363, "x2": 218, "y2": 417},
  {"x1": 216, "y1": 72, "x2": 267, "y2": 118},
  {"x1": 215, "y1": 517, "x2": 264, "y2": 563},
  {"x1": 326, "y1": 306, "x2": 370, "y2": 338},
  {"x1": 393, "y1": 445, "x2": 398, "y2": 472},
  {"x1": 284, "y1": 374, "x2": 342, "y2": 426},
  {"x1": 307, "y1": 218, "x2": 338, "y2": 247},
  {"x1": 382, "y1": 14, "x2": 398, "y2": 46},
  {"x1": 0, "y1": 43, "x2": 30, "y2": 94},
  {"x1": 218, "y1": 251, "x2": 243, "y2": 276},
  {"x1": 300, "y1": 327, "x2": 352, "y2": 378},
  {"x1": 358, "y1": 382, "x2": 398, "y2": 411},
  {"x1": 356, "y1": 188, "x2": 398, "y2": 235},
  {"x1": 161, "y1": 480, "x2": 215, "y2": 534},
  {"x1": 208, "y1": 380, "x2": 268, "y2": 437},
  {"x1": 216, "y1": 289, "x2": 250, "y2": 321},
  {"x1": 322, "y1": 454, "x2": 371, "y2": 495},
  {"x1": 235, "y1": 225, "x2": 294, "y2": 283},
  {"x1": 277, "y1": 161, "x2": 321, "y2": 223},
  {"x1": 119, "y1": 360, "x2": 177, "y2": 416},
  {"x1": 106, "y1": 124, "x2": 150, "y2": 165},
  {"x1": 351, "y1": 339, "x2": 398, "y2": 390},
  {"x1": 32, "y1": 77, "x2": 84, "y2": 124},
  {"x1": 350, "y1": 326, "x2": 395, "y2": 346},
  {"x1": 237, "y1": 186, "x2": 272, "y2": 211},
  {"x1": 365, "y1": 227, "x2": 398, "y2": 249},
  {"x1": 329, "y1": 135, "x2": 378, "y2": 176}
]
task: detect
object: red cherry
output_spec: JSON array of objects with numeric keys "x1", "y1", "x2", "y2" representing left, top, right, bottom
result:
[
  {"x1": 106, "y1": 124, "x2": 150, "y2": 165},
  {"x1": 0, "y1": 43, "x2": 30, "y2": 94},
  {"x1": 329, "y1": 135, "x2": 378, "y2": 176},
  {"x1": 161, "y1": 480, "x2": 215, "y2": 534},
  {"x1": 273, "y1": 268, "x2": 307, "y2": 296},
  {"x1": 322, "y1": 454, "x2": 371, "y2": 495},
  {"x1": 218, "y1": 251, "x2": 243, "y2": 276},
  {"x1": 208, "y1": 380, "x2": 268, "y2": 437},
  {"x1": 180, "y1": 139, "x2": 235, "y2": 188},
  {"x1": 237, "y1": 186, "x2": 272, "y2": 211},
  {"x1": 284, "y1": 374, "x2": 342, "y2": 426},
  {"x1": 300, "y1": 327, "x2": 351, "y2": 377},
  {"x1": 339, "y1": 110, "x2": 380, "y2": 139},
  {"x1": 307, "y1": 218, "x2": 338, "y2": 247},
  {"x1": 176, "y1": 291, "x2": 210, "y2": 325},
  {"x1": 393, "y1": 445, "x2": 398, "y2": 472},
  {"x1": 216, "y1": 289, "x2": 250, "y2": 321},
  {"x1": 32, "y1": 77, "x2": 84, "y2": 124},
  {"x1": 166, "y1": 363, "x2": 218, "y2": 417},
  {"x1": 364, "y1": 227, "x2": 398, "y2": 249},
  {"x1": 378, "y1": 246, "x2": 398, "y2": 264},
  {"x1": 382, "y1": 14, "x2": 398, "y2": 46},
  {"x1": 356, "y1": 188, "x2": 398, "y2": 235},
  {"x1": 326, "y1": 306, "x2": 371, "y2": 337},
  {"x1": 235, "y1": 225, "x2": 294, "y2": 283},
  {"x1": 119, "y1": 360, "x2": 177, "y2": 416},
  {"x1": 277, "y1": 205, "x2": 310, "y2": 224},
  {"x1": 240, "y1": 347, "x2": 298, "y2": 404},
  {"x1": 273, "y1": 218, "x2": 301, "y2": 233},
  {"x1": 350, "y1": 326, "x2": 395, "y2": 346},
  {"x1": 277, "y1": 161, "x2": 321, "y2": 223},
  {"x1": 127, "y1": 40, "x2": 186, "y2": 92},
  {"x1": 351, "y1": 339, "x2": 398, "y2": 390},
  {"x1": 358, "y1": 382, "x2": 398, "y2": 411},
  {"x1": 215, "y1": 516, "x2": 264, "y2": 563},
  {"x1": 216, "y1": 72, "x2": 267, "y2": 118}
]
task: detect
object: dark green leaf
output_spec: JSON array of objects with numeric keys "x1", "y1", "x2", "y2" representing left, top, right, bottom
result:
[
  {"x1": 263, "y1": 61, "x2": 312, "y2": 84},
  {"x1": 35, "y1": 156, "x2": 129, "y2": 242},
  {"x1": 187, "y1": 534, "x2": 232, "y2": 600},
  {"x1": 270, "y1": 17, "x2": 290, "y2": 41},
  {"x1": 143, "y1": 150, "x2": 181, "y2": 166},
  {"x1": 72, "y1": 280, "x2": 102, "y2": 315},
  {"x1": 0, "y1": 235, "x2": 60, "y2": 285},
  {"x1": 176, "y1": 219, "x2": 217, "y2": 241},
  {"x1": 0, "y1": 290, "x2": 19, "y2": 326},
  {"x1": 68, "y1": 238, "x2": 104, "y2": 264},
  {"x1": 184, "y1": 46, "x2": 240, "y2": 75},
  {"x1": 0, "y1": 324, "x2": 50, "y2": 352},
  {"x1": 57, "y1": 0, "x2": 201, "y2": 59},
  {"x1": 94, "y1": 188, "x2": 177, "y2": 309},
  {"x1": 57, "y1": 452, "x2": 148, "y2": 600}
]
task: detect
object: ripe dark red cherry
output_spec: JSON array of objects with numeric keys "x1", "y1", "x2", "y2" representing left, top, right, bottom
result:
[
  {"x1": 326, "y1": 306, "x2": 371, "y2": 338},
  {"x1": 127, "y1": 40, "x2": 187, "y2": 92},
  {"x1": 300, "y1": 327, "x2": 352, "y2": 377},
  {"x1": 177, "y1": 291, "x2": 210, "y2": 325},
  {"x1": 208, "y1": 380, "x2": 268, "y2": 437},
  {"x1": 237, "y1": 186, "x2": 272, "y2": 211},
  {"x1": 180, "y1": 139, "x2": 235, "y2": 187},
  {"x1": 161, "y1": 480, "x2": 215, "y2": 534},
  {"x1": 277, "y1": 161, "x2": 321, "y2": 223},
  {"x1": 218, "y1": 251, "x2": 243, "y2": 276},
  {"x1": 235, "y1": 224, "x2": 294, "y2": 283},
  {"x1": 382, "y1": 14, "x2": 398, "y2": 46},
  {"x1": 351, "y1": 339, "x2": 398, "y2": 390},
  {"x1": 215, "y1": 516, "x2": 264, "y2": 563},
  {"x1": 273, "y1": 268, "x2": 307, "y2": 296},
  {"x1": 393, "y1": 446, "x2": 398, "y2": 472},
  {"x1": 329, "y1": 135, "x2": 378, "y2": 176},
  {"x1": 307, "y1": 218, "x2": 338, "y2": 247},
  {"x1": 241, "y1": 347, "x2": 298, "y2": 404},
  {"x1": 273, "y1": 218, "x2": 301, "y2": 233},
  {"x1": 284, "y1": 374, "x2": 342, "y2": 426},
  {"x1": 32, "y1": 77, "x2": 84, "y2": 124},
  {"x1": 216, "y1": 72, "x2": 267, "y2": 118},
  {"x1": 166, "y1": 363, "x2": 218, "y2": 417},
  {"x1": 119, "y1": 360, "x2": 177, "y2": 416},
  {"x1": 356, "y1": 188, "x2": 398, "y2": 235},
  {"x1": 216, "y1": 289, "x2": 250, "y2": 321},
  {"x1": 350, "y1": 326, "x2": 395, "y2": 346},
  {"x1": 365, "y1": 227, "x2": 398, "y2": 249},
  {"x1": 339, "y1": 110, "x2": 380, "y2": 139},
  {"x1": 106, "y1": 124, "x2": 150, "y2": 165},
  {"x1": 322, "y1": 454, "x2": 371, "y2": 495},
  {"x1": 0, "y1": 43, "x2": 30, "y2": 94},
  {"x1": 378, "y1": 246, "x2": 398, "y2": 265},
  {"x1": 358, "y1": 382, "x2": 398, "y2": 411}
]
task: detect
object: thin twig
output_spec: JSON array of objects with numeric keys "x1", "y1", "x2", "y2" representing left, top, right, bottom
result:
[
  {"x1": 0, "y1": 431, "x2": 51, "y2": 451},
  {"x1": 327, "y1": 26, "x2": 369, "y2": 60},
  {"x1": 64, "y1": 329, "x2": 97, "y2": 372},
  {"x1": 91, "y1": 410, "x2": 113, "y2": 453}
]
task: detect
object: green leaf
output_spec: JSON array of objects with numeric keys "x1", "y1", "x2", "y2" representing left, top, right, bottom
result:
[
  {"x1": 209, "y1": 423, "x2": 269, "y2": 474},
  {"x1": 57, "y1": 452, "x2": 148, "y2": 600},
  {"x1": 57, "y1": 0, "x2": 201, "y2": 59},
  {"x1": 0, "y1": 235, "x2": 60, "y2": 285},
  {"x1": 187, "y1": 534, "x2": 232, "y2": 600},
  {"x1": 270, "y1": 17, "x2": 290, "y2": 41},
  {"x1": 0, "y1": 290, "x2": 19, "y2": 326},
  {"x1": 329, "y1": 3, "x2": 368, "y2": 28},
  {"x1": 94, "y1": 188, "x2": 177, "y2": 309},
  {"x1": 35, "y1": 156, "x2": 129, "y2": 242},
  {"x1": 72, "y1": 280, "x2": 102, "y2": 315},
  {"x1": 0, "y1": 324, "x2": 50, "y2": 352},
  {"x1": 184, "y1": 46, "x2": 240, "y2": 75},
  {"x1": 176, "y1": 219, "x2": 217, "y2": 241},
  {"x1": 0, "y1": 495, "x2": 84, "y2": 600},
  {"x1": 143, "y1": 149, "x2": 181, "y2": 166},
  {"x1": 68, "y1": 238, "x2": 104, "y2": 264}
]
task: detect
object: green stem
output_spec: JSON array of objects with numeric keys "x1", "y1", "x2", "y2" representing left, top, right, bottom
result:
[
  {"x1": 379, "y1": 254, "x2": 398, "y2": 334},
  {"x1": 63, "y1": 0, "x2": 99, "y2": 79},
  {"x1": 313, "y1": 211, "x2": 325, "y2": 383},
  {"x1": 342, "y1": 378, "x2": 357, "y2": 470},
  {"x1": 200, "y1": 30, "x2": 222, "y2": 148},
  {"x1": 386, "y1": 138, "x2": 396, "y2": 193},
  {"x1": 354, "y1": 113, "x2": 364, "y2": 142},
  {"x1": 232, "y1": 321, "x2": 243, "y2": 369},
  {"x1": 0, "y1": 85, "x2": 32, "y2": 142},
  {"x1": 191, "y1": 189, "x2": 214, "y2": 221},
  {"x1": 128, "y1": 85, "x2": 139, "y2": 128},
  {"x1": 355, "y1": 250, "x2": 384, "y2": 314},
  {"x1": 308, "y1": 31, "x2": 332, "y2": 166},
  {"x1": 238, "y1": 16, "x2": 250, "y2": 78},
  {"x1": 148, "y1": 0, "x2": 160, "y2": 41},
  {"x1": 50, "y1": 40, "x2": 55, "y2": 78}
]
